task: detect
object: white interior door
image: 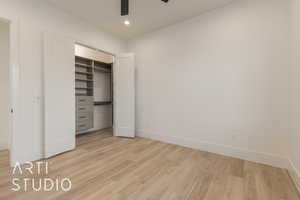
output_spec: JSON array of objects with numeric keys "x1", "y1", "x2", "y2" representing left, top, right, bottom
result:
[
  {"x1": 114, "y1": 53, "x2": 135, "y2": 138},
  {"x1": 43, "y1": 32, "x2": 75, "y2": 158}
]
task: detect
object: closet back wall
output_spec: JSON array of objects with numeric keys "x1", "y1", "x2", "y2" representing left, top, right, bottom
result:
[
  {"x1": 128, "y1": 0, "x2": 290, "y2": 167},
  {"x1": 0, "y1": 0, "x2": 126, "y2": 164}
]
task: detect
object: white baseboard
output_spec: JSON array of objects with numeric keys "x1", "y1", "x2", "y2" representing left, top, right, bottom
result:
[
  {"x1": 287, "y1": 160, "x2": 300, "y2": 193},
  {"x1": 137, "y1": 130, "x2": 289, "y2": 169}
]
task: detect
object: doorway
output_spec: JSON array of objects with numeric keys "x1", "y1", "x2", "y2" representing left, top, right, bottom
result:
[
  {"x1": 0, "y1": 20, "x2": 10, "y2": 152},
  {"x1": 74, "y1": 44, "x2": 114, "y2": 146}
]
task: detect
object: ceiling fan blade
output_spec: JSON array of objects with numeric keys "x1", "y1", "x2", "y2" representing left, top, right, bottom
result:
[{"x1": 121, "y1": 0, "x2": 129, "y2": 16}]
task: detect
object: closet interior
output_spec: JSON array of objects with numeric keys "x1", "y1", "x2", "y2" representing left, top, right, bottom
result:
[{"x1": 75, "y1": 44, "x2": 114, "y2": 135}]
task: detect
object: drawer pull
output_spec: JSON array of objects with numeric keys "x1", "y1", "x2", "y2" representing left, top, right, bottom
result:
[
  {"x1": 80, "y1": 116, "x2": 87, "y2": 119},
  {"x1": 79, "y1": 125, "x2": 86, "y2": 128},
  {"x1": 79, "y1": 108, "x2": 86, "y2": 110}
]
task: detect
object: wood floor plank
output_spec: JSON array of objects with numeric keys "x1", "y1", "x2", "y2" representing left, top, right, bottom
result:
[
  {"x1": 186, "y1": 173, "x2": 213, "y2": 200},
  {"x1": 0, "y1": 130, "x2": 299, "y2": 200}
]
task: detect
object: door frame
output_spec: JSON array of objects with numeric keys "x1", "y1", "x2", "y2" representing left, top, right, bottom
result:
[{"x1": 0, "y1": 15, "x2": 20, "y2": 166}]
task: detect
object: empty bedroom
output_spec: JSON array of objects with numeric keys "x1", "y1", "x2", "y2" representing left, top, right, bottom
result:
[{"x1": 0, "y1": 0, "x2": 300, "y2": 199}]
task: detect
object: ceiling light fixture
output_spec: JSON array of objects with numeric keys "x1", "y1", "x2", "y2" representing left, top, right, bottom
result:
[{"x1": 124, "y1": 20, "x2": 131, "y2": 26}]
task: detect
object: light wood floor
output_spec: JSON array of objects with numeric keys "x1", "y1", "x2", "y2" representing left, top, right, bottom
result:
[{"x1": 0, "y1": 129, "x2": 299, "y2": 200}]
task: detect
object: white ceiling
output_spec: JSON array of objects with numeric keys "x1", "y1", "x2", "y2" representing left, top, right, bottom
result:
[{"x1": 48, "y1": 0, "x2": 235, "y2": 40}]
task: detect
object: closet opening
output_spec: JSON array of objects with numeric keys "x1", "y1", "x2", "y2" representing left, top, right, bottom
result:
[
  {"x1": 74, "y1": 44, "x2": 114, "y2": 146},
  {"x1": 0, "y1": 19, "x2": 11, "y2": 154}
]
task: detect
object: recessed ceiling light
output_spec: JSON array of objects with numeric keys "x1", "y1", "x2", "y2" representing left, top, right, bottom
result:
[{"x1": 124, "y1": 20, "x2": 131, "y2": 26}]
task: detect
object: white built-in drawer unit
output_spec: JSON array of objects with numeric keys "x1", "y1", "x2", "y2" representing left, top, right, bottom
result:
[{"x1": 75, "y1": 93, "x2": 94, "y2": 133}]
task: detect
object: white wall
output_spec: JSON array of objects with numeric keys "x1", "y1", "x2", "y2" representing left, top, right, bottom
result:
[
  {"x1": 0, "y1": 0, "x2": 126, "y2": 164},
  {"x1": 128, "y1": 0, "x2": 290, "y2": 167},
  {"x1": 0, "y1": 21, "x2": 10, "y2": 150},
  {"x1": 290, "y1": 0, "x2": 300, "y2": 191}
]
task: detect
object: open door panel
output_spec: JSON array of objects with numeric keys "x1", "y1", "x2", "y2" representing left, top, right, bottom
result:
[
  {"x1": 43, "y1": 32, "x2": 75, "y2": 158},
  {"x1": 113, "y1": 53, "x2": 135, "y2": 138}
]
